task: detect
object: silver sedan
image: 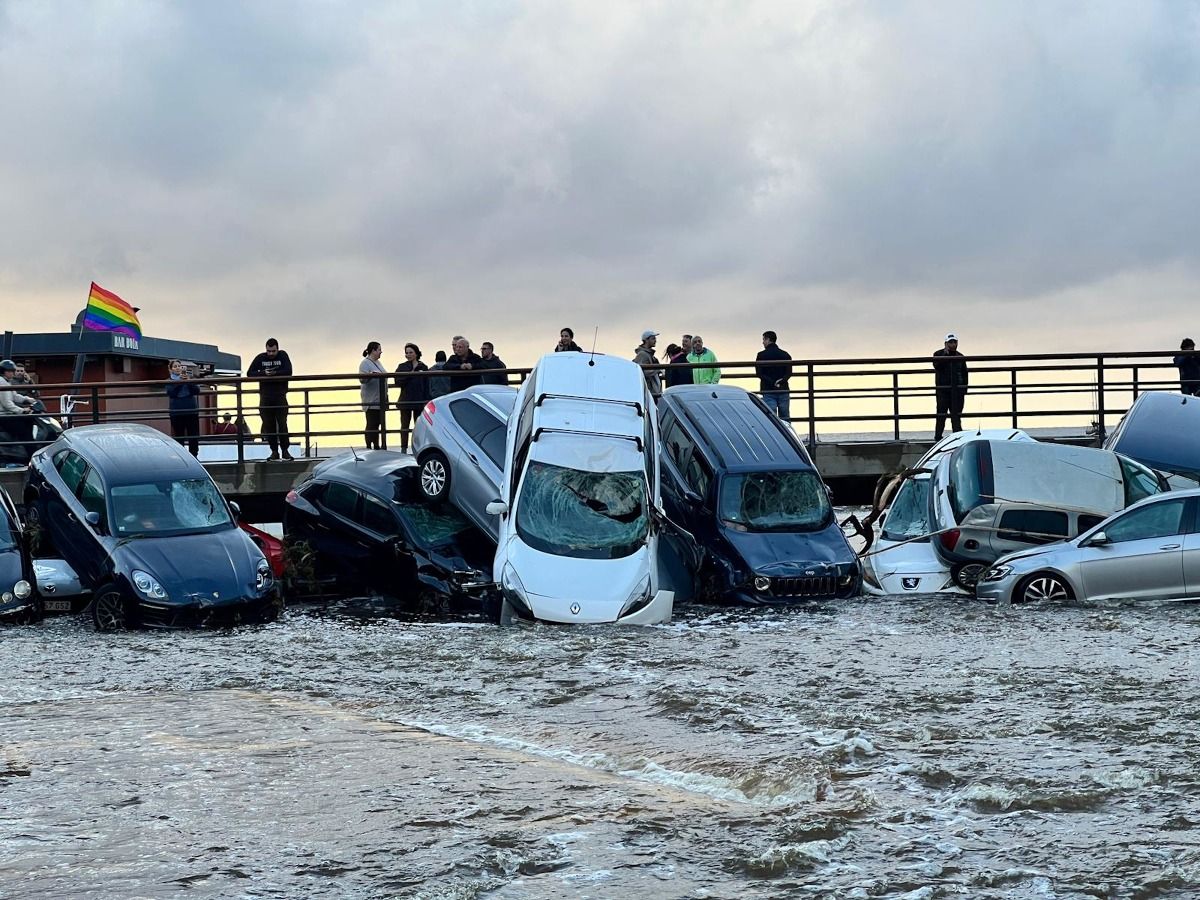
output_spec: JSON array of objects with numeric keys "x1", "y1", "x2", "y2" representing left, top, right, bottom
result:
[{"x1": 976, "y1": 488, "x2": 1200, "y2": 604}]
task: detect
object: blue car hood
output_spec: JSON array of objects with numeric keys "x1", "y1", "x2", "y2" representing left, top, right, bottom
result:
[
  {"x1": 722, "y1": 523, "x2": 855, "y2": 574},
  {"x1": 112, "y1": 527, "x2": 260, "y2": 605}
]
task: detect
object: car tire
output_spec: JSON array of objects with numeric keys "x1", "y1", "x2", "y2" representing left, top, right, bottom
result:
[
  {"x1": 951, "y1": 562, "x2": 988, "y2": 593},
  {"x1": 1016, "y1": 572, "x2": 1074, "y2": 604},
  {"x1": 90, "y1": 583, "x2": 128, "y2": 632},
  {"x1": 418, "y1": 451, "x2": 451, "y2": 503}
]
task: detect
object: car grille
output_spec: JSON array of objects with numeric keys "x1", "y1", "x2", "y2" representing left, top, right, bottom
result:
[
  {"x1": 771, "y1": 575, "x2": 839, "y2": 598},
  {"x1": 138, "y1": 599, "x2": 274, "y2": 629}
]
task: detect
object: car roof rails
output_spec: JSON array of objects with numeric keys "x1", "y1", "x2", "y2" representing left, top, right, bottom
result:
[
  {"x1": 532, "y1": 427, "x2": 643, "y2": 452},
  {"x1": 535, "y1": 393, "x2": 644, "y2": 417}
]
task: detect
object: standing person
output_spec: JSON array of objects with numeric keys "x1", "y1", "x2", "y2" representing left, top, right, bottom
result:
[
  {"x1": 428, "y1": 350, "x2": 452, "y2": 398},
  {"x1": 359, "y1": 341, "x2": 388, "y2": 450},
  {"x1": 247, "y1": 338, "x2": 294, "y2": 460},
  {"x1": 444, "y1": 336, "x2": 484, "y2": 389},
  {"x1": 213, "y1": 413, "x2": 238, "y2": 436},
  {"x1": 477, "y1": 342, "x2": 507, "y2": 385},
  {"x1": 1173, "y1": 338, "x2": 1200, "y2": 396},
  {"x1": 393, "y1": 343, "x2": 430, "y2": 453},
  {"x1": 755, "y1": 331, "x2": 793, "y2": 419},
  {"x1": 933, "y1": 332, "x2": 969, "y2": 440},
  {"x1": 556, "y1": 327, "x2": 583, "y2": 352},
  {"x1": 634, "y1": 330, "x2": 662, "y2": 399},
  {"x1": 664, "y1": 343, "x2": 692, "y2": 388},
  {"x1": 165, "y1": 359, "x2": 201, "y2": 456},
  {"x1": 688, "y1": 335, "x2": 721, "y2": 384},
  {"x1": 681, "y1": 335, "x2": 692, "y2": 357}
]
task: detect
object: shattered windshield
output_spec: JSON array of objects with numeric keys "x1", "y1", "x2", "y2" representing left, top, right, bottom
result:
[
  {"x1": 515, "y1": 461, "x2": 648, "y2": 560},
  {"x1": 398, "y1": 502, "x2": 471, "y2": 546},
  {"x1": 718, "y1": 470, "x2": 831, "y2": 532},
  {"x1": 881, "y1": 476, "x2": 931, "y2": 541},
  {"x1": 111, "y1": 479, "x2": 233, "y2": 537}
]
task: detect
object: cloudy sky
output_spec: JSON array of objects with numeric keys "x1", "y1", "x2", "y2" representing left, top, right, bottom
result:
[{"x1": 2, "y1": 0, "x2": 1198, "y2": 373}]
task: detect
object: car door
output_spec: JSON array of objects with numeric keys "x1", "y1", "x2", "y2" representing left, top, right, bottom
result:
[
  {"x1": 310, "y1": 481, "x2": 370, "y2": 584},
  {"x1": 67, "y1": 466, "x2": 112, "y2": 585},
  {"x1": 357, "y1": 490, "x2": 412, "y2": 593},
  {"x1": 447, "y1": 398, "x2": 506, "y2": 534},
  {"x1": 42, "y1": 451, "x2": 89, "y2": 566},
  {"x1": 1181, "y1": 499, "x2": 1200, "y2": 598},
  {"x1": 1077, "y1": 497, "x2": 1189, "y2": 601}
]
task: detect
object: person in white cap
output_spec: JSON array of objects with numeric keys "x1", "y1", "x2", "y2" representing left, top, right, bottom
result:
[
  {"x1": 634, "y1": 330, "x2": 662, "y2": 399},
  {"x1": 932, "y1": 332, "x2": 968, "y2": 440}
]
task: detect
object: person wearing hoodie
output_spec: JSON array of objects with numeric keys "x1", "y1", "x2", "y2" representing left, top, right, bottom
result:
[
  {"x1": 634, "y1": 330, "x2": 662, "y2": 399},
  {"x1": 687, "y1": 335, "x2": 721, "y2": 385},
  {"x1": 165, "y1": 359, "x2": 202, "y2": 456},
  {"x1": 1173, "y1": 338, "x2": 1200, "y2": 396}
]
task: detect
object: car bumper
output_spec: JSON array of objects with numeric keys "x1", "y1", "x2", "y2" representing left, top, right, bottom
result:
[
  {"x1": 512, "y1": 589, "x2": 674, "y2": 625},
  {"x1": 134, "y1": 591, "x2": 282, "y2": 628},
  {"x1": 0, "y1": 597, "x2": 38, "y2": 621},
  {"x1": 974, "y1": 576, "x2": 1020, "y2": 604}
]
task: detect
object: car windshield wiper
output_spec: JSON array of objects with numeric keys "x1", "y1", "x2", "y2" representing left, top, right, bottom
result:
[{"x1": 563, "y1": 483, "x2": 643, "y2": 524}]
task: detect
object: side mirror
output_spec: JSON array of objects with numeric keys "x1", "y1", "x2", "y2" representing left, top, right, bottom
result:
[
  {"x1": 85, "y1": 511, "x2": 101, "y2": 527},
  {"x1": 1085, "y1": 531, "x2": 1109, "y2": 547},
  {"x1": 486, "y1": 500, "x2": 508, "y2": 517},
  {"x1": 229, "y1": 501, "x2": 241, "y2": 521}
]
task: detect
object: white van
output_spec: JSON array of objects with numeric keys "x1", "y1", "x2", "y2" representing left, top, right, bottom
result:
[{"x1": 486, "y1": 352, "x2": 673, "y2": 624}]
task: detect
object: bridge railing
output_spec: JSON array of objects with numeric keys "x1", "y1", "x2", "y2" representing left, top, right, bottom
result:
[{"x1": 0, "y1": 349, "x2": 1194, "y2": 461}]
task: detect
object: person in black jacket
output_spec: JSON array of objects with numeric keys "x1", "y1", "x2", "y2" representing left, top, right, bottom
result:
[
  {"x1": 664, "y1": 343, "x2": 693, "y2": 388},
  {"x1": 247, "y1": 337, "x2": 294, "y2": 460},
  {"x1": 933, "y1": 332, "x2": 969, "y2": 440},
  {"x1": 755, "y1": 331, "x2": 792, "y2": 419},
  {"x1": 556, "y1": 327, "x2": 583, "y2": 352},
  {"x1": 165, "y1": 359, "x2": 202, "y2": 456},
  {"x1": 1173, "y1": 338, "x2": 1200, "y2": 396},
  {"x1": 477, "y1": 342, "x2": 508, "y2": 385},
  {"x1": 393, "y1": 342, "x2": 429, "y2": 453},
  {"x1": 443, "y1": 336, "x2": 484, "y2": 389}
]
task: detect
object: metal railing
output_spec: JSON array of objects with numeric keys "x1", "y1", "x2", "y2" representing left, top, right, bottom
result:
[{"x1": 1, "y1": 349, "x2": 1196, "y2": 461}]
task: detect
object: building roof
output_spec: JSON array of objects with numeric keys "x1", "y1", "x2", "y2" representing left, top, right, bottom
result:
[{"x1": 6, "y1": 328, "x2": 241, "y2": 371}]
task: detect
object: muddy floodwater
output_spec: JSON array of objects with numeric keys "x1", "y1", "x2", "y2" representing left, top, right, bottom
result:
[{"x1": 3, "y1": 582, "x2": 1200, "y2": 896}]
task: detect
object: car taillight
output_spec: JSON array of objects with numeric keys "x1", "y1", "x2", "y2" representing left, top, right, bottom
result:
[
  {"x1": 285, "y1": 489, "x2": 299, "y2": 504},
  {"x1": 939, "y1": 528, "x2": 960, "y2": 551},
  {"x1": 422, "y1": 400, "x2": 436, "y2": 424}
]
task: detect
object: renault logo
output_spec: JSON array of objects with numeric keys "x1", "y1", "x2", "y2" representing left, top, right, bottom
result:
[
  {"x1": 570, "y1": 603, "x2": 581, "y2": 615},
  {"x1": 901, "y1": 578, "x2": 920, "y2": 591}
]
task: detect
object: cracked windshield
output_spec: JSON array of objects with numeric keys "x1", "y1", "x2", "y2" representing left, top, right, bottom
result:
[{"x1": 516, "y1": 461, "x2": 648, "y2": 559}]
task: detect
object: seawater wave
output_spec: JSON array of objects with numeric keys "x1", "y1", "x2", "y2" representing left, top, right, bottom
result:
[{"x1": 3, "y1": 537, "x2": 1200, "y2": 897}]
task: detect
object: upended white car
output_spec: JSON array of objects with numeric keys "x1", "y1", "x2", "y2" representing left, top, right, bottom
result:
[{"x1": 487, "y1": 352, "x2": 674, "y2": 625}]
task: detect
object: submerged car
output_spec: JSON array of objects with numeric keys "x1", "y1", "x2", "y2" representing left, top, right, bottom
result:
[
  {"x1": 488, "y1": 352, "x2": 673, "y2": 625},
  {"x1": 411, "y1": 385, "x2": 519, "y2": 541},
  {"x1": 659, "y1": 385, "x2": 859, "y2": 603},
  {"x1": 0, "y1": 485, "x2": 36, "y2": 621},
  {"x1": 976, "y1": 488, "x2": 1200, "y2": 604},
  {"x1": 284, "y1": 450, "x2": 498, "y2": 614},
  {"x1": 25, "y1": 424, "x2": 279, "y2": 630},
  {"x1": 929, "y1": 439, "x2": 1167, "y2": 587},
  {"x1": 1104, "y1": 391, "x2": 1200, "y2": 488},
  {"x1": 860, "y1": 429, "x2": 1034, "y2": 595}
]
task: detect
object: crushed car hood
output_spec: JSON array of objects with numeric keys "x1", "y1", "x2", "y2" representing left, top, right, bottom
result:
[
  {"x1": 722, "y1": 525, "x2": 855, "y2": 573},
  {"x1": 111, "y1": 528, "x2": 261, "y2": 605}
]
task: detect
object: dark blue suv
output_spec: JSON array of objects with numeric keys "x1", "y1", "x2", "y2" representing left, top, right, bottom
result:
[
  {"x1": 659, "y1": 385, "x2": 860, "y2": 603},
  {"x1": 26, "y1": 424, "x2": 280, "y2": 630}
]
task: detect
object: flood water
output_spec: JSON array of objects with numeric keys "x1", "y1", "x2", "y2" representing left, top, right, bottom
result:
[{"x1": 3, "y1": 546, "x2": 1200, "y2": 897}]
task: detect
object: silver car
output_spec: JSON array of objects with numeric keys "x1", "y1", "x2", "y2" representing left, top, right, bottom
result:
[
  {"x1": 411, "y1": 385, "x2": 518, "y2": 541},
  {"x1": 976, "y1": 488, "x2": 1200, "y2": 604}
]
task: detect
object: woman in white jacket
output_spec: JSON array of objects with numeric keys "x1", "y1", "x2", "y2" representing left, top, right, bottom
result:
[{"x1": 359, "y1": 342, "x2": 389, "y2": 450}]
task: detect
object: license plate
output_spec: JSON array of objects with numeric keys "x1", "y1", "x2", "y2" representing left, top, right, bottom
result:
[{"x1": 43, "y1": 600, "x2": 72, "y2": 612}]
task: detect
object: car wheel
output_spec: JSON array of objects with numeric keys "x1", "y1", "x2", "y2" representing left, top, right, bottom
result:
[
  {"x1": 418, "y1": 451, "x2": 451, "y2": 502},
  {"x1": 1017, "y1": 572, "x2": 1074, "y2": 604},
  {"x1": 90, "y1": 583, "x2": 128, "y2": 632},
  {"x1": 951, "y1": 562, "x2": 988, "y2": 593}
]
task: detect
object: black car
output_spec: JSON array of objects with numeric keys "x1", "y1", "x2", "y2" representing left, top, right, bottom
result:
[
  {"x1": 0, "y1": 485, "x2": 36, "y2": 622},
  {"x1": 0, "y1": 413, "x2": 63, "y2": 467},
  {"x1": 658, "y1": 385, "x2": 860, "y2": 603},
  {"x1": 25, "y1": 424, "x2": 280, "y2": 630},
  {"x1": 284, "y1": 450, "x2": 498, "y2": 615}
]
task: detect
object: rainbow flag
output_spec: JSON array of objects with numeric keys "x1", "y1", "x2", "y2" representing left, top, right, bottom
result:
[{"x1": 83, "y1": 282, "x2": 142, "y2": 339}]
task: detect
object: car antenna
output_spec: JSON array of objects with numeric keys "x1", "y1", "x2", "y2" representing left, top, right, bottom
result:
[
  {"x1": 349, "y1": 445, "x2": 362, "y2": 462},
  {"x1": 588, "y1": 326, "x2": 598, "y2": 366}
]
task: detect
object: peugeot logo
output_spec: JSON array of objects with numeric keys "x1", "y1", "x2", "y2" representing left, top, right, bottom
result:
[
  {"x1": 570, "y1": 603, "x2": 581, "y2": 615},
  {"x1": 901, "y1": 577, "x2": 920, "y2": 591}
]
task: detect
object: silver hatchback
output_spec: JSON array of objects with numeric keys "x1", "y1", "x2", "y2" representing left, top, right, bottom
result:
[
  {"x1": 411, "y1": 385, "x2": 518, "y2": 541},
  {"x1": 976, "y1": 488, "x2": 1200, "y2": 604}
]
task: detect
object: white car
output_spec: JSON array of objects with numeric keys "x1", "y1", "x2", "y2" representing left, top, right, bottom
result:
[
  {"x1": 862, "y1": 429, "x2": 1033, "y2": 595},
  {"x1": 487, "y1": 352, "x2": 673, "y2": 625}
]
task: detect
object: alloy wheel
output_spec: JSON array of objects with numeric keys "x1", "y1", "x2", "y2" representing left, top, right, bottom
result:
[
  {"x1": 420, "y1": 457, "x2": 448, "y2": 499},
  {"x1": 1021, "y1": 574, "x2": 1071, "y2": 603},
  {"x1": 92, "y1": 588, "x2": 127, "y2": 632}
]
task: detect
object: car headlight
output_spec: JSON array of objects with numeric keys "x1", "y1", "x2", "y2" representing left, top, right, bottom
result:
[
  {"x1": 13, "y1": 580, "x2": 32, "y2": 600},
  {"x1": 1, "y1": 591, "x2": 12, "y2": 603},
  {"x1": 620, "y1": 574, "x2": 652, "y2": 616},
  {"x1": 255, "y1": 558, "x2": 273, "y2": 592},
  {"x1": 131, "y1": 569, "x2": 168, "y2": 600},
  {"x1": 980, "y1": 565, "x2": 1012, "y2": 583},
  {"x1": 753, "y1": 575, "x2": 771, "y2": 593},
  {"x1": 500, "y1": 562, "x2": 533, "y2": 616},
  {"x1": 861, "y1": 563, "x2": 881, "y2": 589}
]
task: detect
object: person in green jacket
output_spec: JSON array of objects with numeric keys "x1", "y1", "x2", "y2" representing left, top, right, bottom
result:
[{"x1": 687, "y1": 335, "x2": 721, "y2": 384}]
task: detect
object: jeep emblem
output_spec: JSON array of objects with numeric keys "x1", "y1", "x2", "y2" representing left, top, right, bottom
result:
[
  {"x1": 804, "y1": 570, "x2": 815, "y2": 576},
  {"x1": 570, "y1": 603, "x2": 581, "y2": 615}
]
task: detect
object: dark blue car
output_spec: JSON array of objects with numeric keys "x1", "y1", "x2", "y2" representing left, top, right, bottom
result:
[
  {"x1": 25, "y1": 424, "x2": 280, "y2": 630},
  {"x1": 658, "y1": 385, "x2": 860, "y2": 603},
  {"x1": 0, "y1": 485, "x2": 36, "y2": 622}
]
